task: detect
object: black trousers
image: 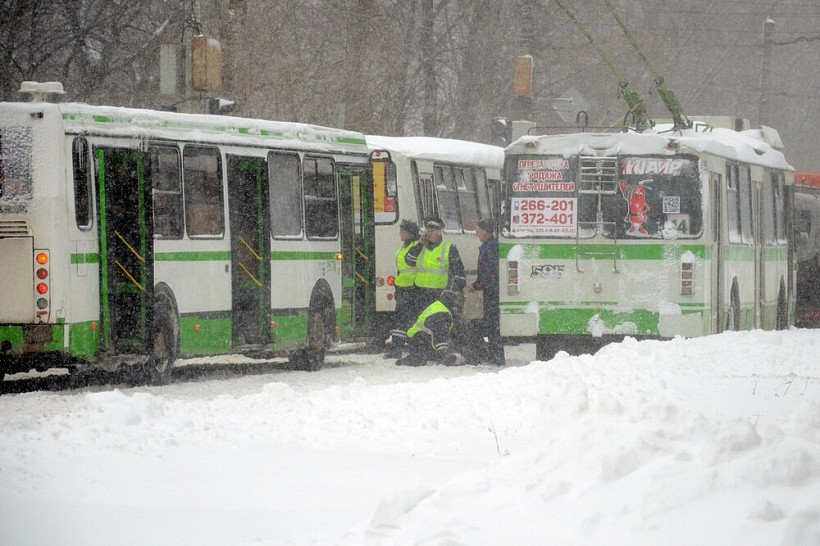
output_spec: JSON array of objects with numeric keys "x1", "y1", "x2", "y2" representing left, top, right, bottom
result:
[
  {"x1": 391, "y1": 286, "x2": 422, "y2": 346},
  {"x1": 482, "y1": 292, "x2": 504, "y2": 362}
]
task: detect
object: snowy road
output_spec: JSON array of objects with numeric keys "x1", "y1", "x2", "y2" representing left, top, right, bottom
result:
[{"x1": 1, "y1": 333, "x2": 819, "y2": 545}]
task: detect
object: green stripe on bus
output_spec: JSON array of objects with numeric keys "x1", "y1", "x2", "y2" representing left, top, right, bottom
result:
[
  {"x1": 72, "y1": 250, "x2": 340, "y2": 263},
  {"x1": 70, "y1": 253, "x2": 100, "y2": 264},
  {"x1": 270, "y1": 251, "x2": 339, "y2": 261},
  {"x1": 498, "y1": 242, "x2": 708, "y2": 261},
  {"x1": 155, "y1": 251, "x2": 232, "y2": 262}
]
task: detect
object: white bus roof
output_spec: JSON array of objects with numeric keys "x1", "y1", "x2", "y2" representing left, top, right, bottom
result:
[
  {"x1": 507, "y1": 124, "x2": 793, "y2": 172},
  {"x1": 366, "y1": 135, "x2": 504, "y2": 169},
  {"x1": 0, "y1": 101, "x2": 368, "y2": 156}
]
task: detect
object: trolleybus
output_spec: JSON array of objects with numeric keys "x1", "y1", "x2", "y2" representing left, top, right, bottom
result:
[
  {"x1": 499, "y1": 119, "x2": 795, "y2": 360},
  {"x1": 367, "y1": 136, "x2": 504, "y2": 344},
  {"x1": 0, "y1": 84, "x2": 372, "y2": 382},
  {"x1": 794, "y1": 172, "x2": 820, "y2": 327}
]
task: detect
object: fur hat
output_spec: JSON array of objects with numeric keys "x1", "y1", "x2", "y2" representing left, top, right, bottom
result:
[
  {"x1": 477, "y1": 217, "x2": 495, "y2": 233},
  {"x1": 399, "y1": 219, "x2": 420, "y2": 237},
  {"x1": 424, "y1": 216, "x2": 445, "y2": 230}
]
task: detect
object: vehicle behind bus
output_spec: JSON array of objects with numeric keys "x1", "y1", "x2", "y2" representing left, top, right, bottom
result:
[
  {"x1": 1, "y1": 93, "x2": 371, "y2": 382},
  {"x1": 367, "y1": 136, "x2": 504, "y2": 345},
  {"x1": 794, "y1": 172, "x2": 820, "y2": 327},
  {"x1": 499, "y1": 123, "x2": 794, "y2": 360}
]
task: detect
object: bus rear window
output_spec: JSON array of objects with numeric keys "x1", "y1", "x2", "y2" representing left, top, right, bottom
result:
[
  {"x1": 372, "y1": 159, "x2": 397, "y2": 224},
  {"x1": 505, "y1": 155, "x2": 703, "y2": 239},
  {"x1": 0, "y1": 127, "x2": 33, "y2": 212}
]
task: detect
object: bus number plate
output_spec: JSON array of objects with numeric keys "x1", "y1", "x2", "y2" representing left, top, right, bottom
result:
[{"x1": 510, "y1": 197, "x2": 577, "y2": 236}]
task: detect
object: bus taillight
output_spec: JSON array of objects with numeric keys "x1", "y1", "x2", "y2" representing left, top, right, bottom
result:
[
  {"x1": 33, "y1": 250, "x2": 50, "y2": 320},
  {"x1": 680, "y1": 254, "x2": 694, "y2": 296},
  {"x1": 507, "y1": 260, "x2": 519, "y2": 295},
  {"x1": 386, "y1": 276, "x2": 395, "y2": 286}
]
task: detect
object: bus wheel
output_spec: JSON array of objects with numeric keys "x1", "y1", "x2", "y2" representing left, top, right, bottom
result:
[
  {"x1": 535, "y1": 335, "x2": 558, "y2": 361},
  {"x1": 776, "y1": 286, "x2": 788, "y2": 330},
  {"x1": 728, "y1": 286, "x2": 741, "y2": 331},
  {"x1": 290, "y1": 308, "x2": 326, "y2": 372},
  {"x1": 148, "y1": 311, "x2": 176, "y2": 385}
]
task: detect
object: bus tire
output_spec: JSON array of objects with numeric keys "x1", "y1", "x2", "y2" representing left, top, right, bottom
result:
[
  {"x1": 146, "y1": 287, "x2": 179, "y2": 385},
  {"x1": 535, "y1": 335, "x2": 558, "y2": 361},
  {"x1": 776, "y1": 283, "x2": 788, "y2": 330},
  {"x1": 728, "y1": 285, "x2": 741, "y2": 331},
  {"x1": 290, "y1": 308, "x2": 326, "y2": 372}
]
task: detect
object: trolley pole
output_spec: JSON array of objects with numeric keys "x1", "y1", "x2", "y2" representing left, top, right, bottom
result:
[{"x1": 759, "y1": 17, "x2": 775, "y2": 127}]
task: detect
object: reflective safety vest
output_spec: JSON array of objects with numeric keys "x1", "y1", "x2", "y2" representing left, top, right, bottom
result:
[
  {"x1": 415, "y1": 241, "x2": 451, "y2": 289},
  {"x1": 394, "y1": 240, "x2": 419, "y2": 287},
  {"x1": 407, "y1": 300, "x2": 453, "y2": 341}
]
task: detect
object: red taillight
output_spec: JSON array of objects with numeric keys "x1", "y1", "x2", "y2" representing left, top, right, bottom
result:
[
  {"x1": 386, "y1": 276, "x2": 395, "y2": 286},
  {"x1": 36, "y1": 268, "x2": 48, "y2": 279},
  {"x1": 507, "y1": 261, "x2": 519, "y2": 295},
  {"x1": 36, "y1": 283, "x2": 48, "y2": 294},
  {"x1": 680, "y1": 258, "x2": 694, "y2": 296}
]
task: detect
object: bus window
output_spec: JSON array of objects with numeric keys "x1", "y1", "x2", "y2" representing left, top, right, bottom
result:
[
  {"x1": 304, "y1": 156, "x2": 338, "y2": 239},
  {"x1": 458, "y1": 167, "x2": 479, "y2": 231},
  {"x1": 0, "y1": 127, "x2": 33, "y2": 213},
  {"x1": 474, "y1": 169, "x2": 492, "y2": 220},
  {"x1": 149, "y1": 146, "x2": 183, "y2": 239},
  {"x1": 738, "y1": 165, "x2": 753, "y2": 244},
  {"x1": 412, "y1": 161, "x2": 435, "y2": 221},
  {"x1": 372, "y1": 159, "x2": 397, "y2": 224},
  {"x1": 727, "y1": 164, "x2": 741, "y2": 244},
  {"x1": 772, "y1": 171, "x2": 786, "y2": 244},
  {"x1": 269, "y1": 152, "x2": 303, "y2": 238},
  {"x1": 434, "y1": 165, "x2": 461, "y2": 232},
  {"x1": 72, "y1": 137, "x2": 93, "y2": 230},
  {"x1": 183, "y1": 145, "x2": 224, "y2": 238}
]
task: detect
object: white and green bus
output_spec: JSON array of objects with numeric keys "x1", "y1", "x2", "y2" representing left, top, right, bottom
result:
[
  {"x1": 499, "y1": 119, "x2": 795, "y2": 360},
  {"x1": 367, "y1": 136, "x2": 504, "y2": 343},
  {"x1": 0, "y1": 86, "x2": 372, "y2": 382}
]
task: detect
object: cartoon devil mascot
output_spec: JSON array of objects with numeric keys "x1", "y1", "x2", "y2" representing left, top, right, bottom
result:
[{"x1": 619, "y1": 179, "x2": 652, "y2": 236}]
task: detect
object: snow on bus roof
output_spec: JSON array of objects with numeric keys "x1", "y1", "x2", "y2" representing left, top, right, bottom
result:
[
  {"x1": 366, "y1": 135, "x2": 504, "y2": 168},
  {"x1": 1, "y1": 101, "x2": 368, "y2": 154},
  {"x1": 510, "y1": 123, "x2": 792, "y2": 172}
]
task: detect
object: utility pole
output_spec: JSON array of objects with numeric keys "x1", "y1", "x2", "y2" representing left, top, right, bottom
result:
[{"x1": 759, "y1": 17, "x2": 775, "y2": 127}]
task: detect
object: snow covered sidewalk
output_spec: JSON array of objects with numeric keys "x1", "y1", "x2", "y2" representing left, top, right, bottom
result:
[{"x1": 1, "y1": 330, "x2": 818, "y2": 545}]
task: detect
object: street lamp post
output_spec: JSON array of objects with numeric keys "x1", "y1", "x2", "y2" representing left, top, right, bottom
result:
[{"x1": 759, "y1": 17, "x2": 775, "y2": 127}]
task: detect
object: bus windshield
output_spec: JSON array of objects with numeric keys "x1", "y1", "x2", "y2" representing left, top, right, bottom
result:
[{"x1": 505, "y1": 154, "x2": 703, "y2": 240}]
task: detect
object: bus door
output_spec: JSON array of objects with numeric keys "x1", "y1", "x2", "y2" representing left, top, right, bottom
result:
[
  {"x1": 710, "y1": 172, "x2": 724, "y2": 332},
  {"x1": 227, "y1": 155, "x2": 271, "y2": 348},
  {"x1": 338, "y1": 167, "x2": 375, "y2": 338},
  {"x1": 754, "y1": 183, "x2": 764, "y2": 327},
  {"x1": 96, "y1": 148, "x2": 153, "y2": 355}
]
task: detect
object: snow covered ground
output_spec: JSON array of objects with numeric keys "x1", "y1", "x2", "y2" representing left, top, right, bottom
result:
[{"x1": 1, "y1": 330, "x2": 819, "y2": 545}]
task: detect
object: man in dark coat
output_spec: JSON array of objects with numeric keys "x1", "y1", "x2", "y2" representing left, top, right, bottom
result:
[{"x1": 466, "y1": 217, "x2": 505, "y2": 365}]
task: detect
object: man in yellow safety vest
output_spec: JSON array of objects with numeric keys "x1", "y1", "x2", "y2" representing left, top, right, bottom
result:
[
  {"x1": 414, "y1": 216, "x2": 466, "y2": 309},
  {"x1": 385, "y1": 219, "x2": 422, "y2": 358},
  {"x1": 396, "y1": 290, "x2": 464, "y2": 366}
]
